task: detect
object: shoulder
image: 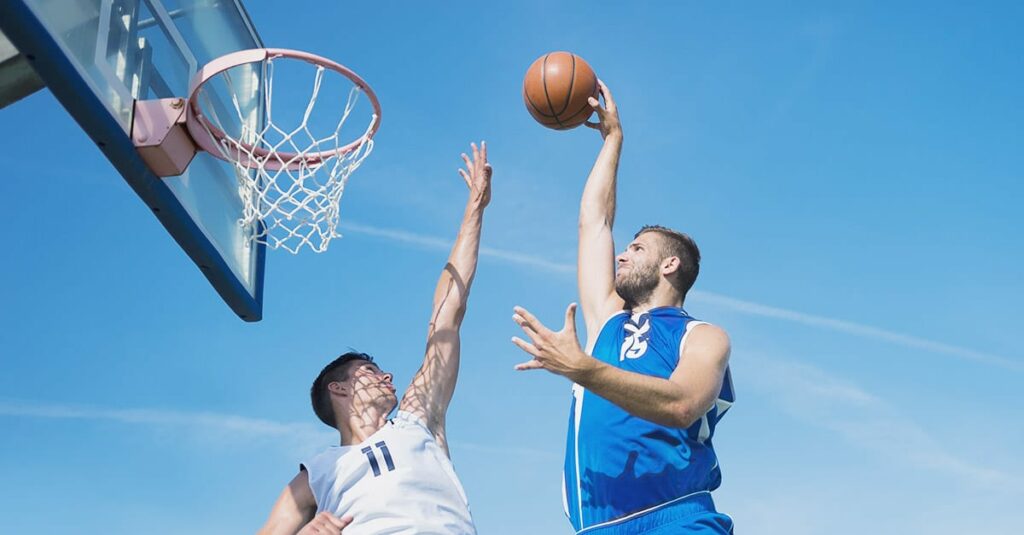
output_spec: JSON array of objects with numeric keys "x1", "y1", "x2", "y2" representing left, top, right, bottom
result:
[
  {"x1": 680, "y1": 322, "x2": 731, "y2": 363},
  {"x1": 392, "y1": 410, "x2": 433, "y2": 434},
  {"x1": 304, "y1": 445, "x2": 342, "y2": 464}
]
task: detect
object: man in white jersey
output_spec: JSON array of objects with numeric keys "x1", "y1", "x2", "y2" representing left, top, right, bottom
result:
[{"x1": 257, "y1": 142, "x2": 492, "y2": 535}]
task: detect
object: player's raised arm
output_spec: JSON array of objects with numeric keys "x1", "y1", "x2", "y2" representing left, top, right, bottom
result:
[
  {"x1": 579, "y1": 80, "x2": 626, "y2": 344},
  {"x1": 399, "y1": 142, "x2": 492, "y2": 453}
]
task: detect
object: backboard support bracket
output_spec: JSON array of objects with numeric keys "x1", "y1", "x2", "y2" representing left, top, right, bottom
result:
[{"x1": 132, "y1": 98, "x2": 197, "y2": 177}]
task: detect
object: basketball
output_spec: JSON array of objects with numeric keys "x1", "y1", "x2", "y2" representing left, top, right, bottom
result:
[{"x1": 522, "y1": 52, "x2": 599, "y2": 130}]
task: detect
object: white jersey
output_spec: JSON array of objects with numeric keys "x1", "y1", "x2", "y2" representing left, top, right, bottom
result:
[{"x1": 302, "y1": 411, "x2": 476, "y2": 535}]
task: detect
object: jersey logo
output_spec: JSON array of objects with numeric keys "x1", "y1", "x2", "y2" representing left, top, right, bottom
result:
[{"x1": 620, "y1": 314, "x2": 652, "y2": 361}]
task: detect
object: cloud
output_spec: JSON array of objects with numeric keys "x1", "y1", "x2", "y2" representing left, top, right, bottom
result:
[
  {"x1": 0, "y1": 400, "x2": 332, "y2": 456},
  {"x1": 0, "y1": 400, "x2": 558, "y2": 461},
  {"x1": 341, "y1": 221, "x2": 575, "y2": 274},
  {"x1": 339, "y1": 221, "x2": 1022, "y2": 372},
  {"x1": 0, "y1": 401, "x2": 313, "y2": 436},
  {"x1": 743, "y1": 355, "x2": 1020, "y2": 489},
  {"x1": 689, "y1": 291, "x2": 1023, "y2": 371}
]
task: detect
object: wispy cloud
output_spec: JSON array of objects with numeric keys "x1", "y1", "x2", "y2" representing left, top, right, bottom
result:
[
  {"x1": 0, "y1": 400, "x2": 556, "y2": 460},
  {"x1": 341, "y1": 221, "x2": 575, "y2": 274},
  {"x1": 339, "y1": 221, "x2": 1021, "y2": 371},
  {"x1": 0, "y1": 400, "x2": 332, "y2": 456},
  {"x1": 743, "y1": 355, "x2": 1020, "y2": 489},
  {"x1": 689, "y1": 291, "x2": 1023, "y2": 371}
]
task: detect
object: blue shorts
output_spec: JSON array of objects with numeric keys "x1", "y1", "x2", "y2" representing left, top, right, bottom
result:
[{"x1": 578, "y1": 492, "x2": 734, "y2": 535}]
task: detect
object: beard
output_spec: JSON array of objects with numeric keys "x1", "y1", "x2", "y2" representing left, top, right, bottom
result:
[{"x1": 614, "y1": 261, "x2": 660, "y2": 308}]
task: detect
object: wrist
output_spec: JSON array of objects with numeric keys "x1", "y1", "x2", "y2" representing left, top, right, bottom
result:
[
  {"x1": 568, "y1": 353, "x2": 603, "y2": 385},
  {"x1": 465, "y1": 195, "x2": 488, "y2": 213},
  {"x1": 604, "y1": 130, "x2": 623, "y2": 144}
]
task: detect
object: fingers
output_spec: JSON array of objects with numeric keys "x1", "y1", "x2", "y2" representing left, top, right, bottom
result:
[
  {"x1": 304, "y1": 512, "x2": 348, "y2": 535},
  {"x1": 512, "y1": 310, "x2": 541, "y2": 336},
  {"x1": 511, "y1": 336, "x2": 541, "y2": 358},
  {"x1": 564, "y1": 303, "x2": 578, "y2": 334},
  {"x1": 471, "y1": 142, "x2": 480, "y2": 171},
  {"x1": 462, "y1": 142, "x2": 490, "y2": 179},
  {"x1": 512, "y1": 306, "x2": 542, "y2": 331},
  {"x1": 514, "y1": 359, "x2": 544, "y2": 371},
  {"x1": 458, "y1": 168, "x2": 471, "y2": 187},
  {"x1": 597, "y1": 79, "x2": 615, "y2": 109},
  {"x1": 323, "y1": 512, "x2": 348, "y2": 530},
  {"x1": 584, "y1": 120, "x2": 601, "y2": 130}
]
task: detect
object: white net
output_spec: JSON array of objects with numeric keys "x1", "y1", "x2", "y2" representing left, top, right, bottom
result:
[{"x1": 195, "y1": 56, "x2": 377, "y2": 254}]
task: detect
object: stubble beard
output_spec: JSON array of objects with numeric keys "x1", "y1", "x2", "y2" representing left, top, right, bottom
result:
[{"x1": 614, "y1": 262, "x2": 660, "y2": 309}]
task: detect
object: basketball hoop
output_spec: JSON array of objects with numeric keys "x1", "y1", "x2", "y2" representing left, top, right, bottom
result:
[{"x1": 132, "y1": 48, "x2": 382, "y2": 254}]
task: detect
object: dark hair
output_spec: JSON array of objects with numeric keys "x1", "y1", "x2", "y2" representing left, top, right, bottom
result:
[
  {"x1": 635, "y1": 225, "x2": 701, "y2": 297},
  {"x1": 310, "y1": 351, "x2": 375, "y2": 428}
]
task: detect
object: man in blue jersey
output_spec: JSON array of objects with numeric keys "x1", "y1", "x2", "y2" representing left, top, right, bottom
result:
[{"x1": 511, "y1": 82, "x2": 735, "y2": 534}]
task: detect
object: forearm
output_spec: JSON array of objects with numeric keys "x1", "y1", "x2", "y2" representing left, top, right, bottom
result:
[
  {"x1": 573, "y1": 358, "x2": 705, "y2": 429},
  {"x1": 407, "y1": 199, "x2": 483, "y2": 424},
  {"x1": 434, "y1": 199, "x2": 484, "y2": 324},
  {"x1": 579, "y1": 134, "x2": 622, "y2": 229}
]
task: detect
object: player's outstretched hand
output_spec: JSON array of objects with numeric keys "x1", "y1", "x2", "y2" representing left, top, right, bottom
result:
[
  {"x1": 584, "y1": 80, "x2": 622, "y2": 140},
  {"x1": 296, "y1": 512, "x2": 353, "y2": 535},
  {"x1": 459, "y1": 141, "x2": 493, "y2": 208},
  {"x1": 512, "y1": 303, "x2": 597, "y2": 381}
]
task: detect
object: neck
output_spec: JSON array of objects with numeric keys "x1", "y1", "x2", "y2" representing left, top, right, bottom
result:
[
  {"x1": 335, "y1": 407, "x2": 389, "y2": 445},
  {"x1": 629, "y1": 285, "x2": 684, "y2": 313}
]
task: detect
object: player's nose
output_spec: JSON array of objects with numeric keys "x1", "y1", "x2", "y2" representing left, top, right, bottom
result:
[{"x1": 381, "y1": 371, "x2": 393, "y2": 383}]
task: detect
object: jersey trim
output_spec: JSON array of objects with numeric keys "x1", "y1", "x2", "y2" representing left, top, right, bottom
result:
[
  {"x1": 572, "y1": 383, "x2": 585, "y2": 526},
  {"x1": 585, "y1": 310, "x2": 628, "y2": 353},
  {"x1": 576, "y1": 490, "x2": 713, "y2": 534},
  {"x1": 678, "y1": 320, "x2": 709, "y2": 362}
]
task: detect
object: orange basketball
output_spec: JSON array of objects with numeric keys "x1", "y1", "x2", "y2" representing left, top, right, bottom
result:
[{"x1": 523, "y1": 52, "x2": 599, "y2": 130}]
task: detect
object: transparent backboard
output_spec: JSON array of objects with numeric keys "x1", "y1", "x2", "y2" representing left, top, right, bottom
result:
[{"x1": 0, "y1": 0, "x2": 266, "y2": 320}]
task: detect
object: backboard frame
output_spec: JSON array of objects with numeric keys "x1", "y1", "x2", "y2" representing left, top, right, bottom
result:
[{"x1": 0, "y1": 0, "x2": 266, "y2": 321}]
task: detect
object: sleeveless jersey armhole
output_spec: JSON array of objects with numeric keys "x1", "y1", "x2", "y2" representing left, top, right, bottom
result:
[
  {"x1": 585, "y1": 310, "x2": 629, "y2": 354},
  {"x1": 296, "y1": 463, "x2": 320, "y2": 511},
  {"x1": 677, "y1": 320, "x2": 710, "y2": 364}
]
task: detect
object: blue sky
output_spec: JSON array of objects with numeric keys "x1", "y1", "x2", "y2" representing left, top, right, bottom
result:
[{"x1": 1, "y1": 1, "x2": 1022, "y2": 533}]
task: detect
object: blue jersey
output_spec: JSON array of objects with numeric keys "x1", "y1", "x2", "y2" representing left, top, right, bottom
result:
[{"x1": 563, "y1": 307, "x2": 734, "y2": 533}]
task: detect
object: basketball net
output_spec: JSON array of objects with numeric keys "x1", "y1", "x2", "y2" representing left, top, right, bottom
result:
[{"x1": 194, "y1": 56, "x2": 377, "y2": 254}]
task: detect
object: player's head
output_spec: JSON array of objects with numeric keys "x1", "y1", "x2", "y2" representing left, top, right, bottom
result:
[
  {"x1": 615, "y1": 225, "x2": 700, "y2": 307},
  {"x1": 310, "y1": 351, "x2": 397, "y2": 429}
]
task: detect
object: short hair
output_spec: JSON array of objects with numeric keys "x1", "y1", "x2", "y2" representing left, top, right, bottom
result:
[
  {"x1": 635, "y1": 225, "x2": 701, "y2": 296},
  {"x1": 310, "y1": 351, "x2": 375, "y2": 429}
]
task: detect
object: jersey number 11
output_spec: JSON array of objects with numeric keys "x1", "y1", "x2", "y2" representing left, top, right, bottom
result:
[{"x1": 361, "y1": 441, "x2": 396, "y2": 477}]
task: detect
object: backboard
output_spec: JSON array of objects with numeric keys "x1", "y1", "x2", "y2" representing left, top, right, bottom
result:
[{"x1": 0, "y1": 0, "x2": 267, "y2": 321}]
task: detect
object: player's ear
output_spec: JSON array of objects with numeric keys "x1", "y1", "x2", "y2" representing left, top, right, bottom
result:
[
  {"x1": 328, "y1": 381, "x2": 348, "y2": 397},
  {"x1": 661, "y1": 256, "x2": 681, "y2": 277}
]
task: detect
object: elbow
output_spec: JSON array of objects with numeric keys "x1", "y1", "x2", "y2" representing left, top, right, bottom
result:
[
  {"x1": 431, "y1": 303, "x2": 467, "y2": 332},
  {"x1": 668, "y1": 400, "x2": 708, "y2": 429}
]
